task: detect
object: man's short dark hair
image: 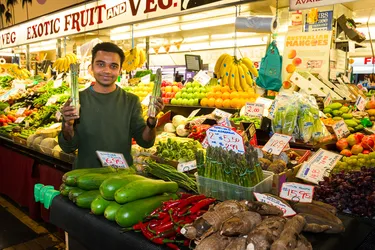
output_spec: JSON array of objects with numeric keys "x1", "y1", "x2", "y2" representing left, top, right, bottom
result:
[{"x1": 91, "y1": 42, "x2": 125, "y2": 67}]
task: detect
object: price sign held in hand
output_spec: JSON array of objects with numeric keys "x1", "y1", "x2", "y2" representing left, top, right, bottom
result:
[
  {"x1": 206, "y1": 126, "x2": 245, "y2": 154},
  {"x1": 245, "y1": 103, "x2": 265, "y2": 117},
  {"x1": 262, "y1": 133, "x2": 292, "y2": 156},
  {"x1": 279, "y1": 182, "x2": 314, "y2": 203},
  {"x1": 355, "y1": 96, "x2": 367, "y2": 111},
  {"x1": 96, "y1": 151, "x2": 129, "y2": 168},
  {"x1": 332, "y1": 120, "x2": 350, "y2": 140}
]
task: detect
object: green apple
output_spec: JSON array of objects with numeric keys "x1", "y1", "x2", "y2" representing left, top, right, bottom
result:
[
  {"x1": 199, "y1": 93, "x2": 206, "y2": 99},
  {"x1": 181, "y1": 92, "x2": 188, "y2": 99},
  {"x1": 175, "y1": 92, "x2": 182, "y2": 99},
  {"x1": 193, "y1": 81, "x2": 201, "y2": 88},
  {"x1": 181, "y1": 88, "x2": 187, "y2": 93},
  {"x1": 171, "y1": 98, "x2": 177, "y2": 105},
  {"x1": 182, "y1": 99, "x2": 189, "y2": 105},
  {"x1": 175, "y1": 99, "x2": 182, "y2": 105},
  {"x1": 187, "y1": 88, "x2": 194, "y2": 93},
  {"x1": 200, "y1": 88, "x2": 207, "y2": 93},
  {"x1": 193, "y1": 99, "x2": 199, "y2": 106},
  {"x1": 185, "y1": 82, "x2": 193, "y2": 88},
  {"x1": 192, "y1": 86, "x2": 200, "y2": 93},
  {"x1": 186, "y1": 93, "x2": 193, "y2": 100},
  {"x1": 188, "y1": 99, "x2": 195, "y2": 106}
]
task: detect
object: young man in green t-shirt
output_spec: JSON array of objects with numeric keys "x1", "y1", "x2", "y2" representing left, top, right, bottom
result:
[{"x1": 58, "y1": 42, "x2": 164, "y2": 169}]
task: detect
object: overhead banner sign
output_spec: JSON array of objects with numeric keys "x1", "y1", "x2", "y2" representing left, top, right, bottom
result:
[
  {"x1": 290, "y1": 0, "x2": 356, "y2": 11},
  {"x1": 0, "y1": 0, "x2": 255, "y2": 49}
]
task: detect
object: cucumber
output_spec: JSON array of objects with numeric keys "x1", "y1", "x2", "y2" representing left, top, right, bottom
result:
[
  {"x1": 91, "y1": 195, "x2": 112, "y2": 215},
  {"x1": 63, "y1": 168, "x2": 115, "y2": 186},
  {"x1": 59, "y1": 183, "x2": 75, "y2": 196},
  {"x1": 115, "y1": 179, "x2": 179, "y2": 204},
  {"x1": 77, "y1": 169, "x2": 136, "y2": 190},
  {"x1": 100, "y1": 175, "x2": 147, "y2": 200},
  {"x1": 104, "y1": 202, "x2": 122, "y2": 221},
  {"x1": 68, "y1": 187, "x2": 85, "y2": 201},
  {"x1": 115, "y1": 193, "x2": 178, "y2": 227},
  {"x1": 75, "y1": 190, "x2": 100, "y2": 209}
]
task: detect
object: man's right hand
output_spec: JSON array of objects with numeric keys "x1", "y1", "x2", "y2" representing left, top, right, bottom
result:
[{"x1": 62, "y1": 98, "x2": 80, "y2": 127}]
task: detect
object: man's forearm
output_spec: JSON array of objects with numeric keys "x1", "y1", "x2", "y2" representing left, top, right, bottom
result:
[
  {"x1": 62, "y1": 123, "x2": 75, "y2": 141},
  {"x1": 142, "y1": 126, "x2": 156, "y2": 142}
]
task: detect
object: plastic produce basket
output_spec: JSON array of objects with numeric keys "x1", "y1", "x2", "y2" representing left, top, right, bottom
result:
[{"x1": 196, "y1": 171, "x2": 273, "y2": 201}]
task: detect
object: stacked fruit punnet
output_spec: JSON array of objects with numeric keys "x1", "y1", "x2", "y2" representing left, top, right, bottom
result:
[
  {"x1": 52, "y1": 53, "x2": 78, "y2": 73},
  {"x1": 122, "y1": 47, "x2": 146, "y2": 72},
  {"x1": 214, "y1": 53, "x2": 258, "y2": 91}
]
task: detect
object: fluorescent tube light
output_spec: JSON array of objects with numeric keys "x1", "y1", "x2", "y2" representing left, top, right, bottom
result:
[
  {"x1": 133, "y1": 25, "x2": 180, "y2": 38},
  {"x1": 181, "y1": 17, "x2": 236, "y2": 30}
]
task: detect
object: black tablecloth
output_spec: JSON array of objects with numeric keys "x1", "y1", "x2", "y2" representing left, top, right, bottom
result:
[{"x1": 50, "y1": 195, "x2": 375, "y2": 250}]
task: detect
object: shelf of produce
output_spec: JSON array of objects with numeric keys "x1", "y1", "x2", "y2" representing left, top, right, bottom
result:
[{"x1": 164, "y1": 104, "x2": 240, "y2": 118}]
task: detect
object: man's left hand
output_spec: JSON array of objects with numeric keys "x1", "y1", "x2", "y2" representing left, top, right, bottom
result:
[{"x1": 153, "y1": 96, "x2": 165, "y2": 116}]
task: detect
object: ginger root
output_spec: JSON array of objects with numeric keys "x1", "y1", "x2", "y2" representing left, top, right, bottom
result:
[
  {"x1": 195, "y1": 232, "x2": 231, "y2": 250},
  {"x1": 270, "y1": 215, "x2": 306, "y2": 250},
  {"x1": 224, "y1": 237, "x2": 247, "y2": 250}
]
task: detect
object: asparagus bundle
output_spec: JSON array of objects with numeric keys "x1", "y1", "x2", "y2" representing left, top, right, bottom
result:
[
  {"x1": 70, "y1": 63, "x2": 80, "y2": 115},
  {"x1": 148, "y1": 68, "x2": 162, "y2": 118}
]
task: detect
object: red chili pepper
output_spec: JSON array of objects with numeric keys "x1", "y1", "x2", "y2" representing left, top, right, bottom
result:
[
  {"x1": 197, "y1": 210, "x2": 207, "y2": 216},
  {"x1": 176, "y1": 194, "x2": 206, "y2": 209},
  {"x1": 166, "y1": 243, "x2": 180, "y2": 250},
  {"x1": 162, "y1": 200, "x2": 181, "y2": 211},
  {"x1": 179, "y1": 193, "x2": 193, "y2": 199},
  {"x1": 189, "y1": 198, "x2": 216, "y2": 214},
  {"x1": 148, "y1": 219, "x2": 161, "y2": 230},
  {"x1": 183, "y1": 239, "x2": 190, "y2": 247},
  {"x1": 132, "y1": 222, "x2": 143, "y2": 231},
  {"x1": 154, "y1": 221, "x2": 174, "y2": 235},
  {"x1": 177, "y1": 205, "x2": 192, "y2": 217},
  {"x1": 149, "y1": 207, "x2": 161, "y2": 216},
  {"x1": 140, "y1": 223, "x2": 155, "y2": 240},
  {"x1": 152, "y1": 237, "x2": 181, "y2": 245},
  {"x1": 152, "y1": 228, "x2": 177, "y2": 239}
]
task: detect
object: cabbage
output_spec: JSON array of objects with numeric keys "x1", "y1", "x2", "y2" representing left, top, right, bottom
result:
[
  {"x1": 176, "y1": 124, "x2": 189, "y2": 137},
  {"x1": 164, "y1": 123, "x2": 176, "y2": 133},
  {"x1": 172, "y1": 115, "x2": 188, "y2": 127}
]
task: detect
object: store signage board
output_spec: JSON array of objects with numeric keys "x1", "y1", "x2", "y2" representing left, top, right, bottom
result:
[
  {"x1": 355, "y1": 96, "x2": 367, "y2": 111},
  {"x1": 177, "y1": 160, "x2": 197, "y2": 173},
  {"x1": 14, "y1": 83, "x2": 26, "y2": 90},
  {"x1": 53, "y1": 78, "x2": 63, "y2": 88},
  {"x1": 201, "y1": 136, "x2": 209, "y2": 148},
  {"x1": 96, "y1": 151, "x2": 128, "y2": 168},
  {"x1": 16, "y1": 108, "x2": 26, "y2": 116},
  {"x1": 323, "y1": 93, "x2": 332, "y2": 107},
  {"x1": 279, "y1": 182, "x2": 314, "y2": 203},
  {"x1": 188, "y1": 109, "x2": 201, "y2": 119},
  {"x1": 55, "y1": 111, "x2": 62, "y2": 121},
  {"x1": 141, "y1": 74, "x2": 151, "y2": 84},
  {"x1": 332, "y1": 120, "x2": 350, "y2": 140},
  {"x1": 193, "y1": 70, "x2": 211, "y2": 86},
  {"x1": 245, "y1": 103, "x2": 264, "y2": 117},
  {"x1": 253, "y1": 192, "x2": 296, "y2": 217},
  {"x1": 290, "y1": 0, "x2": 355, "y2": 10},
  {"x1": 304, "y1": 11, "x2": 333, "y2": 32},
  {"x1": 206, "y1": 126, "x2": 245, "y2": 154},
  {"x1": 262, "y1": 133, "x2": 292, "y2": 156}
]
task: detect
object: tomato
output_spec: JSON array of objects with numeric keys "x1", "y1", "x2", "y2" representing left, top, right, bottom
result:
[
  {"x1": 6, "y1": 119, "x2": 12, "y2": 123},
  {"x1": 0, "y1": 118, "x2": 5, "y2": 123},
  {"x1": 3, "y1": 123, "x2": 8, "y2": 126},
  {"x1": 7, "y1": 115, "x2": 16, "y2": 122}
]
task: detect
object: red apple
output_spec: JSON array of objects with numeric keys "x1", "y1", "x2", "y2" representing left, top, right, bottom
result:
[
  {"x1": 162, "y1": 92, "x2": 166, "y2": 98},
  {"x1": 346, "y1": 134, "x2": 360, "y2": 147},
  {"x1": 340, "y1": 149, "x2": 352, "y2": 157},
  {"x1": 361, "y1": 137, "x2": 374, "y2": 149},
  {"x1": 336, "y1": 138, "x2": 349, "y2": 151},
  {"x1": 354, "y1": 133, "x2": 365, "y2": 142},
  {"x1": 369, "y1": 134, "x2": 375, "y2": 142},
  {"x1": 351, "y1": 144, "x2": 364, "y2": 155},
  {"x1": 363, "y1": 150, "x2": 371, "y2": 154}
]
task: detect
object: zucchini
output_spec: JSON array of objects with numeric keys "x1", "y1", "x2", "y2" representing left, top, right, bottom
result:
[
  {"x1": 59, "y1": 183, "x2": 75, "y2": 196},
  {"x1": 115, "y1": 193, "x2": 178, "y2": 227},
  {"x1": 91, "y1": 195, "x2": 112, "y2": 215},
  {"x1": 104, "y1": 202, "x2": 122, "y2": 221},
  {"x1": 114, "y1": 179, "x2": 179, "y2": 204},
  {"x1": 99, "y1": 175, "x2": 146, "y2": 200},
  {"x1": 63, "y1": 168, "x2": 115, "y2": 186},
  {"x1": 68, "y1": 187, "x2": 85, "y2": 201},
  {"x1": 75, "y1": 190, "x2": 100, "y2": 209}
]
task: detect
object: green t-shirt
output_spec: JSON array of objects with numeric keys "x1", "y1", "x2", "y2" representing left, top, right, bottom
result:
[{"x1": 58, "y1": 86, "x2": 154, "y2": 169}]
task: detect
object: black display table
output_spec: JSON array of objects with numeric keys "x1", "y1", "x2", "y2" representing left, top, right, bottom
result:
[{"x1": 50, "y1": 195, "x2": 375, "y2": 250}]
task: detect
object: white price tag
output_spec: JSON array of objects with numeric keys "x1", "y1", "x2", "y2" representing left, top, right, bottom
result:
[
  {"x1": 55, "y1": 111, "x2": 62, "y2": 121},
  {"x1": 212, "y1": 108, "x2": 232, "y2": 119},
  {"x1": 201, "y1": 136, "x2": 209, "y2": 148},
  {"x1": 4, "y1": 106, "x2": 10, "y2": 113},
  {"x1": 177, "y1": 160, "x2": 197, "y2": 173},
  {"x1": 262, "y1": 133, "x2": 292, "y2": 156},
  {"x1": 279, "y1": 182, "x2": 314, "y2": 203},
  {"x1": 188, "y1": 109, "x2": 201, "y2": 119},
  {"x1": 141, "y1": 74, "x2": 151, "y2": 83},
  {"x1": 332, "y1": 120, "x2": 350, "y2": 140},
  {"x1": 46, "y1": 96, "x2": 58, "y2": 106},
  {"x1": 14, "y1": 83, "x2": 26, "y2": 90},
  {"x1": 206, "y1": 126, "x2": 245, "y2": 154},
  {"x1": 253, "y1": 192, "x2": 296, "y2": 217},
  {"x1": 355, "y1": 96, "x2": 367, "y2": 111},
  {"x1": 56, "y1": 73, "x2": 64, "y2": 80},
  {"x1": 245, "y1": 103, "x2": 265, "y2": 117},
  {"x1": 217, "y1": 117, "x2": 231, "y2": 127},
  {"x1": 141, "y1": 94, "x2": 151, "y2": 106},
  {"x1": 162, "y1": 75, "x2": 174, "y2": 83},
  {"x1": 14, "y1": 117, "x2": 25, "y2": 124},
  {"x1": 193, "y1": 70, "x2": 211, "y2": 86},
  {"x1": 306, "y1": 148, "x2": 342, "y2": 170},
  {"x1": 53, "y1": 79, "x2": 63, "y2": 88},
  {"x1": 255, "y1": 97, "x2": 274, "y2": 117},
  {"x1": 96, "y1": 151, "x2": 129, "y2": 168},
  {"x1": 323, "y1": 93, "x2": 332, "y2": 108},
  {"x1": 16, "y1": 108, "x2": 26, "y2": 116},
  {"x1": 297, "y1": 163, "x2": 327, "y2": 184}
]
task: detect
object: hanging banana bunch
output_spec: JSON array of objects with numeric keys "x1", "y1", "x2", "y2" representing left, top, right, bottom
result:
[
  {"x1": 52, "y1": 53, "x2": 78, "y2": 73},
  {"x1": 214, "y1": 54, "x2": 259, "y2": 91},
  {"x1": 122, "y1": 47, "x2": 146, "y2": 72}
]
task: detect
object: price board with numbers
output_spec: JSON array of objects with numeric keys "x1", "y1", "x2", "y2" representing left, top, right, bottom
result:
[
  {"x1": 296, "y1": 163, "x2": 327, "y2": 184},
  {"x1": 355, "y1": 96, "x2": 367, "y2": 111},
  {"x1": 206, "y1": 126, "x2": 245, "y2": 154},
  {"x1": 254, "y1": 192, "x2": 296, "y2": 217},
  {"x1": 193, "y1": 70, "x2": 211, "y2": 86},
  {"x1": 177, "y1": 160, "x2": 197, "y2": 173},
  {"x1": 262, "y1": 133, "x2": 292, "y2": 155},
  {"x1": 332, "y1": 120, "x2": 350, "y2": 140},
  {"x1": 96, "y1": 151, "x2": 129, "y2": 168},
  {"x1": 14, "y1": 117, "x2": 25, "y2": 124},
  {"x1": 245, "y1": 103, "x2": 265, "y2": 117},
  {"x1": 217, "y1": 117, "x2": 231, "y2": 127},
  {"x1": 279, "y1": 182, "x2": 314, "y2": 203}
]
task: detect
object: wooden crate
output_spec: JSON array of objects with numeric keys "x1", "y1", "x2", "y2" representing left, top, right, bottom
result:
[{"x1": 270, "y1": 163, "x2": 303, "y2": 195}]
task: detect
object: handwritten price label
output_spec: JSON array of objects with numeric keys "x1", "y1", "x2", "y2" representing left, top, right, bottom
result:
[
  {"x1": 306, "y1": 148, "x2": 342, "y2": 171},
  {"x1": 262, "y1": 133, "x2": 292, "y2": 156},
  {"x1": 14, "y1": 117, "x2": 25, "y2": 124},
  {"x1": 188, "y1": 109, "x2": 201, "y2": 119},
  {"x1": 355, "y1": 96, "x2": 367, "y2": 111},
  {"x1": 212, "y1": 108, "x2": 232, "y2": 119},
  {"x1": 245, "y1": 103, "x2": 264, "y2": 117},
  {"x1": 297, "y1": 163, "x2": 327, "y2": 184},
  {"x1": 206, "y1": 126, "x2": 245, "y2": 154},
  {"x1": 254, "y1": 192, "x2": 296, "y2": 217},
  {"x1": 201, "y1": 136, "x2": 209, "y2": 148},
  {"x1": 177, "y1": 160, "x2": 197, "y2": 173},
  {"x1": 96, "y1": 151, "x2": 129, "y2": 168},
  {"x1": 217, "y1": 117, "x2": 231, "y2": 127},
  {"x1": 323, "y1": 93, "x2": 332, "y2": 108},
  {"x1": 280, "y1": 182, "x2": 314, "y2": 203},
  {"x1": 193, "y1": 70, "x2": 211, "y2": 86},
  {"x1": 46, "y1": 96, "x2": 58, "y2": 106},
  {"x1": 16, "y1": 108, "x2": 26, "y2": 116},
  {"x1": 332, "y1": 120, "x2": 350, "y2": 140}
]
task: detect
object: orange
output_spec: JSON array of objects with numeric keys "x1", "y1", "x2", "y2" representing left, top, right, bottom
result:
[
  {"x1": 213, "y1": 85, "x2": 221, "y2": 92},
  {"x1": 214, "y1": 91, "x2": 222, "y2": 99},
  {"x1": 221, "y1": 86, "x2": 230, "y2": 93},
  {"x1": 286, "y1": 64, "x2": 296, "y2": 73},
  {"x1": 239, "y1": 91, "x2": 248, "y2": 99},
  {"x1": 288, "y1": 49, "x2": 296, "y2": 59},
  {"x1": 239, "y1": 98, "x2": 247, "y2": 107},
  {"x1": 222, "y1": 92, "x2": 231, "y2": 100},
  {"x1": 208, "y1": 98, "x2": 216, "y2": 107},
  {"x1": 206, "y1": 92, "x2": 215, "y2": 99},
  {"x1": 215, "y1": 98, "x2": 223, "y2": 108},
  {"x1": 222, "y1": 99, "x2": 231, "y2": 108},
  {"x1": 200, "y1": 98, "x2": 209, "y2": 106},
  {"x1": 230, "y1": 91, "x2": 239, "y2": 100},
  {"x1": 230, "y1": 98, "x2": 241, "y2": 108}
]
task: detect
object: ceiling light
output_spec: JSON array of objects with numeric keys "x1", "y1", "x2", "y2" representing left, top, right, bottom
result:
[
  {"x1": 135, "y1": 17, "x2": 179, "y2": 30},
  {"x1": 179, "y1": 42, "x2": 211, "y2": 52},
  {"x1": 134, "y1": 25, "x2": 180, "y2": 38},
  {"x1": 181, "y1": 17, "x2": 236, "y2": 30}
]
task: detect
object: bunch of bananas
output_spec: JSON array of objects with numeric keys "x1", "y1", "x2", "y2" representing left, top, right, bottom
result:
[
  {"x1": 122, "y1": 47, "x2": 146, "y2": 72},
  {"x1": 52, "y1": 53, "x2": 78, "y2": 73},
  {"x1": 0, "y1": 63, "x2": 31, "y2": 79},
  {"x1": 214, "y1": 54, "x2": 259, "y2": 92}
]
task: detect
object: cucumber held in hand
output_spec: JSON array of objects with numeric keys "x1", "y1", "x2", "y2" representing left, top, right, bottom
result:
[
  {"x1": 91, "y1": 195, "x2": 112, "y2": 215},
  {"x1": 75, "y1": 190, "x2": 100, "y2": 208},
  {"x1": 99, "y1": 175, "x2": 146, "y2": 200},
  {"x1": 115, "y1": 193, "x2": 178, "y2": 227},
  {"x1": 104, "y1": 202, "x2": 122, "y2": 221},
  {"x1": 114, "y1": 179, "x2": 179, "y2": 204}
]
